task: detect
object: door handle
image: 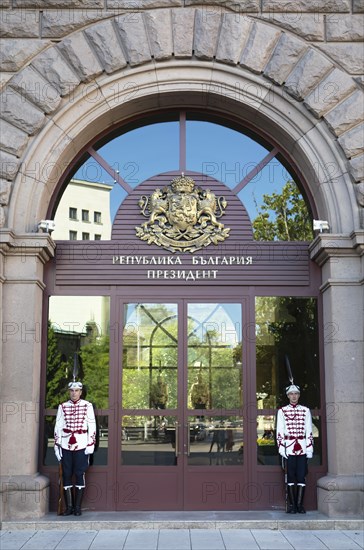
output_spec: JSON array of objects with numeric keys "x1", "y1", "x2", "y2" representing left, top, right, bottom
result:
[
  {"x1": 185, "y1": 422, "x2": 191, "y2": 456},
  {"x1": 174, "y1": 421, "x2": 179, "y2": 458}
]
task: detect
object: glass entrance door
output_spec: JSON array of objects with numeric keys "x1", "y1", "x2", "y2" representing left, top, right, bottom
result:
[{"x1": 118, "y1": 301, "x2": 246, "y2": 510}]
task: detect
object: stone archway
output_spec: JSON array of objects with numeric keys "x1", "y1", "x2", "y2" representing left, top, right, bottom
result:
[
  {"x1": 0, "y1": 8, "x2": 363, "y2": 520},
  {"x1": 0, "y1": 9, "x2": 362, "y2": 231}
]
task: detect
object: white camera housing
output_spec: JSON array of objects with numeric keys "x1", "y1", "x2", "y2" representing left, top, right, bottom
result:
[
  {"x1": 313, "y1": 219, "x2": 329, "y2": 233},
  {"x1": 38, "y1": 220, "x2": 56, "y2": 234}
]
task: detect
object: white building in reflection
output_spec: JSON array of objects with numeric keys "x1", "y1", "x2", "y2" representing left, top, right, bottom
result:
[{"x1": 50, "y1": 179, "x2": 112, "y2": 336}]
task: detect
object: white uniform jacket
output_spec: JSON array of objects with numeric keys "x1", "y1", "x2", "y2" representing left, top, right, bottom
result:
[
  {"x1": 276, "y1": 403, "x2": 314, "y2": 458},
  {"x1": 54, "y1": 398, "x2": 97, "y2": 452}
]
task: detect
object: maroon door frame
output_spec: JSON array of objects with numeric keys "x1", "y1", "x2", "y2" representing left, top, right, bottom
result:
[{"x1": 115, "y1": 296, "x2": 251, "y2": 511}]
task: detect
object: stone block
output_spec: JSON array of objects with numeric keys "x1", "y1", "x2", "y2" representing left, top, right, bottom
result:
[
  {"x1": 41, "y1": 9, "x2": 112, "y2": 39},
  {"x1": 194, "y1": 8, "x2": 221, "y2": 60},
  {"x1": 326, "y1": 14, "x2": 364, "y2": 41},
  {"x1": 144, "y1": 9, "x2": 173, "y2": 61},
  {"x1": 0, "y1": 39, "x2": 50, "y2": 72},
  {"x1": 0, "y1": 119, "x2": 29, "y2": 157},
  {"x1": 84, "y1": 19, "x2": 127, "y2": 73},
  {"x1": 240, "y1": 22, "x2": 280, "y2": 74},
  {"x1": 0, "y1": 474, "x2": 50, "y2": 520},
  {"x1": 324, "y1": 342, "x2": 364, "y2": 403},
  {"x1": 338, "y1": 123, "x2": 364, "y2": 158},
  {"x1": 259, "y1": 13, "x2": 324, "y2": 41},
  {"x1": 264, "y1": 33, "x2": 307, "y2": 85},
  {"x1": 353, "y1": 0, "x2": 364, "y2": 12},
  {"x1": 304, "y1": 68, "x2": 357, "y2": 118},
  {"x1": 31, "y1": 47, "x2": 80, "y2": 97},
  {"x1": 325, "y1": 90, "x2": 364, "y2": 137},
  {"x1": 284, "y1": 48, "x2": 333, "y2": 100},
  {"x1": 107, "y1": 0, "x2": 181, "y2": 7},
  {"x1": 114, "y1": 13, "x2": 152, "y2": 66},
  {"x1": 171, "y1": 8, "x2": 195, "y2": 58},
  {"x1": 317, "y1": 475, "x2": 364, "y2": 517},
  {"x1": 0, "y1": 149, "x2": 20, "y2": 180},
  {"x1": 318, "y1": 43, "x2": 364, "y2": 75},
  {"x1": 0, "y1": 178, "x2": 12, "y2": 205},
  {"x1": 0, "y1": 89, "x2": 45, "y2": 134},
  {"x1": 13, "y1": 0, "x2": 103, "y2": 6},
  {"x1": 262, "y1": 0, "x2": 350, "y2": 12},
  {"x1": 57, "y1": 32, "x2": 103, "y2": 82},
  {"x1": 0, "y1": 9, "x2": 39, "y2": 38},
  {"x1": 354, "y1": 181, "x2": 364, "y2": 206},
  {"x1": 9, "y1": 65, "x2": 61, "y2": 114},
  {"x1": 0, "y1": 73, "x2": 13, "y2": 90},
  {"x1": 0, "y1": 205, "x2": 5, "y2": 227},
  {"x1": 216, "y1": 13, "x2": 251, "y2": 65},
  {"x1": 185, "y1": 0, "x2": 259, "y2": 11},
  {"x1": 349, "y1": 155, "x2": 364, "y2": 182}
]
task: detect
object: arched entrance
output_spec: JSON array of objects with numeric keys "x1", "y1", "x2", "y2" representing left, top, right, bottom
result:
[
  {"x1": 1, "y1": 9, "x2": 362, "y2": 519},
  {"x1": 41, "y1": 168, "x2": 324, "y2": 511}
]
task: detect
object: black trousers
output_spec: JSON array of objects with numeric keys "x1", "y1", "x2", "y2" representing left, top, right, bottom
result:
[
  {"x1": 62, "y1": 448, "x2": 89, "y2": 487},
  {"x1": 287, "y1": 454, "x2": 307, "y2": 484}
]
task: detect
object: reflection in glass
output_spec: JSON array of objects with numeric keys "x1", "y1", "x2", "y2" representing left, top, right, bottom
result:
[
  {"x1": 187, "y1": 304, "x2": 242, "y2": 410},
  {"x1": 121, "y1": 416, "x2": 177, "y2": 466},
  {"x1": 255, "y1": 297, "x2": 320, "y2": 410},
  {"x1": 122, "y1": 304, "x2": 178, "y2": 409},
  {"x1": 47, "y1": 296, "x2": 110, "y2": 409},
  {"x1": 187, "y1": 416, "x2": 243, "y2": 466},
  {"x1": 312, "y1": 416, "x2": 322, "y2": 465},
  {"x1": 52, "y1": 179, "x2": 112, "y2": 240},
  {"x1": 43, "y1": 416, "x2": 57, "y2": 466},
  {"x1": 256, "y1": 414, "x2": 279, "y2": 466},
  {"x1": 92, "y1": 415, "x2": 108, "y2": 466}
]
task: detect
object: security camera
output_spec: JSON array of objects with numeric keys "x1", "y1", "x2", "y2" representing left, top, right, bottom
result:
[
  {"x1": 38, "y1": 220, "x2": 56, "y2": 234},
  {"x1": 313, "y1": 220, "x2": 329, "y2": 233}
]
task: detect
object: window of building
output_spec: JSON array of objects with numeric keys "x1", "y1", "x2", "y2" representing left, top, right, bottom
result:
[
  {"x1": 69, "y1": 207, "x2": 77, "y2": 220},
  {"x1": 69, "y1": 230, "x2": 77, "y2": 240},
  {"x1": 82, "y1": 232, "x2": 90, "y2": 240},
  {"x1": 53, "y1": 112, "x2": 313, "y2": 242},
  {"x1": 94, "y1": 234, "x2": 101, "y2": 240},
  {"x1": 82, "y1": 209, "x2": 90, "y2": 222}
]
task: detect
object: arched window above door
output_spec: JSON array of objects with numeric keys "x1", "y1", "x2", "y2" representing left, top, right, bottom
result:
[{"x1": 51, "y1": 111, "x2": 314, "y2": 243}]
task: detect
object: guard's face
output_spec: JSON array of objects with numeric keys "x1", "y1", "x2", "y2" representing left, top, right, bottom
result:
[
  {"x1": 287, "y1": 391, "x2": 300, "y2": 405},
  {"x1": 69, "y1": 388, "x2": 82, "y2": 402}
]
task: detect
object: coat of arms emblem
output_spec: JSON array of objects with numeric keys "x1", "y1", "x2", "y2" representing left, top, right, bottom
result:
[{"x1": 135, "y1": 174, "x2": 230, "y2": 253}]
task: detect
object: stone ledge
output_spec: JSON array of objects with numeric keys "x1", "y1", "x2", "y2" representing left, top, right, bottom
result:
[{"x1": 1, "y1": 512, "x2": 363, "y2": 531}]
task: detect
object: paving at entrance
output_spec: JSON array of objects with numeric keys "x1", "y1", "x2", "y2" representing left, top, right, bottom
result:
[{"x1": 1, "y1": 512, "x2": 363, "y2": 550}]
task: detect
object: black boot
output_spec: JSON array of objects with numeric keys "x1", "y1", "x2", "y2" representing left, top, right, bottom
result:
[
  {"x1": 74, "y1": 487, "x2": 84, "y2": 516},
  {"x1": 63, "y1": 487, "x2": 74, "y2": 516},
  {"x1": 296, "y1": 485, "x2": 306, "y2": 514},
  {"x1": 287, "y1": 484, "x2": 297, "y2": 514}
]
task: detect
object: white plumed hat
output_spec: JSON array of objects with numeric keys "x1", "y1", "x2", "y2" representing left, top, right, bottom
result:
[{"x1": 286, "y1": 384, "x2": 300, "y2": 395}]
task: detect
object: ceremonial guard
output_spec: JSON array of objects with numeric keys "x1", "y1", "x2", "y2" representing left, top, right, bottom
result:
[
  {"x1": 54, "y1": 381, "x2": 96, "y2": 516},
  {"x1": 276, "y1": 384, "x2": 314, "y2": 514}
]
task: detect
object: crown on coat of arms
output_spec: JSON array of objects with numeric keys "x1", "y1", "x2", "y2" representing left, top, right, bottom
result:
[{"x1": 170, "y1": 174, "x2": 195, "y2": 194}]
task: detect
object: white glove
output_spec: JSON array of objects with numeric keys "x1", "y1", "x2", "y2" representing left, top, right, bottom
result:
[
  {"x1": 306, "y1": 452, "x2": 313, "y2": 459},
  {"x1": 84, "y1": 446, "x2": 94, "y2": 455},
  {"x1": 54, "y1": 445, "x2": 62, "y2": 461}
]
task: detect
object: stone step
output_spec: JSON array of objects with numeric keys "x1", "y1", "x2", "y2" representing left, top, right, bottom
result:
[{"x1": 2, "y1": 511, "x2": 363, "y2": 531}]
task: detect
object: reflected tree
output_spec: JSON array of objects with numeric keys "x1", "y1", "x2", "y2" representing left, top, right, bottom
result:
[{"x1": 253, "y1": 180, "x2": 313, "y2": 241}]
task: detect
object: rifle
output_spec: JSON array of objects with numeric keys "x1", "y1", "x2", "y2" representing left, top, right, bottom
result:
[
  {"x1": 282, "y1": 455, "x2": 288, "y2": 512},
  {"x1": 57, "y1": 461, "x2": 64, "y2": 516}
]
